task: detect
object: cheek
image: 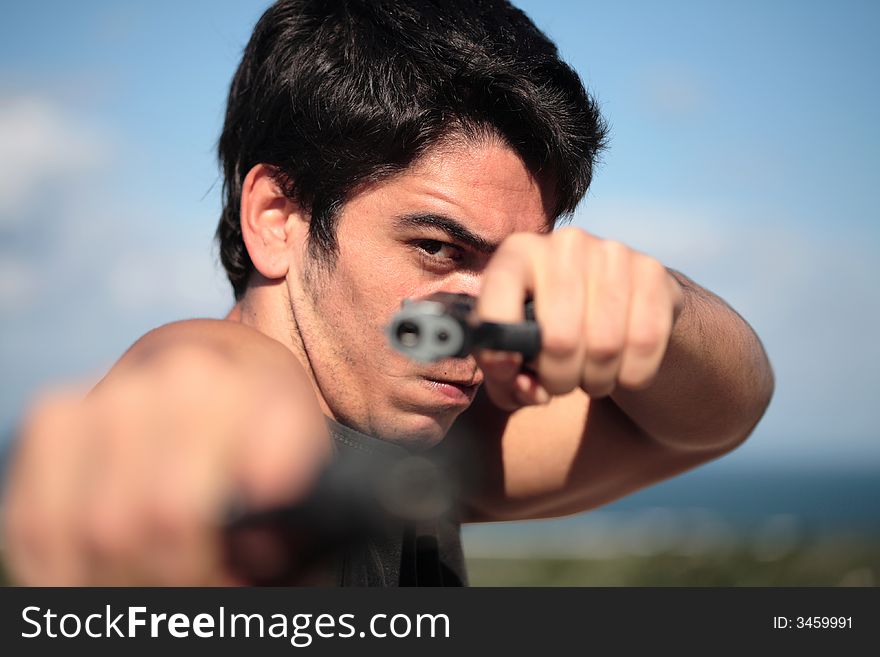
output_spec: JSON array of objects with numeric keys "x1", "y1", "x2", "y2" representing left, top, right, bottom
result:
[
  {"x1": 335, "y1": 248, "x2": 415, "y2": 321},
  {"x1": 321, "y1": 260, "x2": 406, "y2": 355},
  {"x1": 323, "y1": 239, "x2": 438, "y2": 369}
]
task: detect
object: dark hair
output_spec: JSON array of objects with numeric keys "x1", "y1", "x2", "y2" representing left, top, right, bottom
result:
[{"x1": 217, "y1": 0, "x2": 607, "y2": 299}]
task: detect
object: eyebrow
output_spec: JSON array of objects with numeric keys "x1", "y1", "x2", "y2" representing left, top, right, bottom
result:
[{"x1": 393, "y1": 212, "x2": 499, "y2": 254}]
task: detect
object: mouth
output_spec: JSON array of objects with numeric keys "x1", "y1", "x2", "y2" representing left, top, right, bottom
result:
[
  {"x1": 420, "y1": 376, "x2": 482, "y2": 405},
  {"x1": 422, "y1": 355, "x2": 483, "y2": 387}
]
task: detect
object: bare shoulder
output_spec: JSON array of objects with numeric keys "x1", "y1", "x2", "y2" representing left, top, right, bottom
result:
[{"x1": 110, "y1": 318, "x2": 301, "y2": 379}]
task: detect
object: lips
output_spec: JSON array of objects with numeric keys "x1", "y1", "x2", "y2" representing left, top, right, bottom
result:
[
  {"x1": 422, "y1": 357, "x2": 483, "y2": 388},
  {"x1": 423, "y1": 369, "x2": 484, "y2": 390},
  {"x1": 420, "y1": 376, "x2": 482, "y2": 404},
  {"x1": 426, "y1": 378, "x2": 480, "y2": 394},
  {"x1": 427, "y1": 377, "x2": 481, "y2": 388},
  {"x1": 414, "y1": 357, "x2": 483, "y2": 405}
]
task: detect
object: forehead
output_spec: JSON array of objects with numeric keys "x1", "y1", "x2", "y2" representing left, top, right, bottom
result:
[{"x1": 342, "y1": 139, "x2": 555, "y2": 239}]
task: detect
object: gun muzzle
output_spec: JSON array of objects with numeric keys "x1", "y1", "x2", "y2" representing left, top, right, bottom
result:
[{"x1": 387, "y1": 292, "x2": 540, "y2": 362}]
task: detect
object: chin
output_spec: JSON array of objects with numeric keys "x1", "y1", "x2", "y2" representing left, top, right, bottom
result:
[{"x1": 379, "y1": 409, "x2": 461, "y2": 450}]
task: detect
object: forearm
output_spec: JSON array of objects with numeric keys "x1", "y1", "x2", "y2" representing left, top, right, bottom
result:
[{"x1": 610, "y1": 271, "x2": 774, "y2": 452}]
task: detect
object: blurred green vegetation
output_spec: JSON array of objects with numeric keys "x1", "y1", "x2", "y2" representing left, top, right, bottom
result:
[
  {"x1": 2, "y1": 537, "x2": 877, "y2": 586},
  {"x1": 466, "y1": 537, "x2": 880, "y2": 586}
]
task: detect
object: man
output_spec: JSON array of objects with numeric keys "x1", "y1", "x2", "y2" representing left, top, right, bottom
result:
[{"x1": 1, "y1": 0, "x2": 773, "y2": 586}]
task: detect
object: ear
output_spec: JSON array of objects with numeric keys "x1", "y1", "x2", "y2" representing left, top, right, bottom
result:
[{"x1": 240, "y1": 164, "x2": 309, "y2": 280}]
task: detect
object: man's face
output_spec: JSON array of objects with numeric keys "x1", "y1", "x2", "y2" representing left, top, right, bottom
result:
[{"x1": 287, "y1": 138, "x2": 553, "y2": 447}]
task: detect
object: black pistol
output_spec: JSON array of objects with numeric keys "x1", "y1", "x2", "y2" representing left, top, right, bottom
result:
[{"x1": 387, "y1": 292, "x2": 541, "y2": 362}]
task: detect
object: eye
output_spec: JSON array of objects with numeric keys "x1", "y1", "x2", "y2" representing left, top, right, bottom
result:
[{"x1": 414, "y1": 239, "x2": 464, "y2": 263}]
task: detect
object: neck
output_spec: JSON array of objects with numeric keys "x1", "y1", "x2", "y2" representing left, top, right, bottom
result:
[{"x1": 226, "y1": 274, "x2": 335, "y2": 421}]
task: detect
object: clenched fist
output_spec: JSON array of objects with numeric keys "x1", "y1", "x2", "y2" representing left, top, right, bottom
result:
[
  {"x1": 477, "y1": 227, "x2": 684, "y2": 409},
  {"x1": 1, "y1": 321, "x2": 331, "y2": 585}
]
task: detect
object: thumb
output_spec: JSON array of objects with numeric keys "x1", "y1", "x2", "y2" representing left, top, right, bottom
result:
[
  {"x1": 477, "y1": 350, "x2": 553, "y2": 411},
  {"x1": 476, "y1": 350, "x2": 523, "y2": 411}
]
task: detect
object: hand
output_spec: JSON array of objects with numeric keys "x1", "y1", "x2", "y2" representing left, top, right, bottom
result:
[
  {"x1": 1, "y1": 323, "x2": 331, "y2": 585},
  {"x1": 476, "y1": 227, "x2": 684, "y2": 410}
]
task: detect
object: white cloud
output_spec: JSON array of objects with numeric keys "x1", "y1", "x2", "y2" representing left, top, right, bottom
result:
[
  {"x1": 0, "y1": 94, "x2": 230, "y2": 318},
  {"x1": 0, "y1": 94, "x2": 230, "y2": 429},
  {"x1": 0, "y1": 96, "x2": 110, "y2": 220}
]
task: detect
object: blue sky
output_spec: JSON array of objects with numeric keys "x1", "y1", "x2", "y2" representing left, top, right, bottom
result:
[{"x1": 1, "y1": 1, "x2": 879, "y2": 471}]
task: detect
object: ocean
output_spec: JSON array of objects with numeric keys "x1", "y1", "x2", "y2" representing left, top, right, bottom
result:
[{"x1": 462, "y1": 463, "x2": 880, "y2": 559}]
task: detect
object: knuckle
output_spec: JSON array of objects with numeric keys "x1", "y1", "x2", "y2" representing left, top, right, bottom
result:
[
  {"x1": 608, "y1": 247, "x2": 636, "y2": 277},
  {"x1": 505, "y1": 231, "x2": 538, "y2": 249},
  {"x1": 619, "y1": 366, "x2": 656, "y2": 390},
  {"x1": 496, "y1": 232, "x2": 541, "y2": 260},
  {"x1": 601, "y1": 239, "x2": 630, "y2": 261},
  {"x1": 639, "y1": 255, "x2": 667, "y2": 280},
  {"x1": 554, "y1": 225, "x2": 580, "y2": 237},
  {"x1": 545, "y1": 249, "x2": 585, "y2": 289},
  {"x1": 540, "y1": 325, "x2": 581, "y2": 358},
  {"x1": 539, "y1": 369, "x2": 579, "y2": 396},
  {"x1": 589, "y1": 343, "x2": 621, "y2": 363},
  {"x1": 484, "y1": 251, "x2": 525, "y2": 282},
  {"x1": 553, "y1": 226, "x2": 585, "y2": 247},
  {"x1": 586, "y1": 329, "x2": 625, "y2": 362},
  {"x1": 575, "y1": 228, "x2": 600, "y2": 246},
  {"x1": 628, "y1": 326, "x2": 662, "y2": 356},
  {"x1": 580, "y1": 354, "x2": 620, "y2": 396},
  {"x1": 580, "y1": 375, "x2": 615, "y2": 399}
]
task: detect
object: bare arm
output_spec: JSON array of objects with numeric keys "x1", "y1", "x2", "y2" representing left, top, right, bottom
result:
[
  {"x1": 610, "y1": 270, "x2": 773, "y2": 451},
  {"x1": 449, "y1": 274, "x2": 773, "y2": 522}
]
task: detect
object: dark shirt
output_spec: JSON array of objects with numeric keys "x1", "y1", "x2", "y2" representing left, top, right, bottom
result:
[{"x1": 326, "y1": 418, "x2": 468, "y2": 587}]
